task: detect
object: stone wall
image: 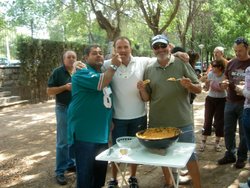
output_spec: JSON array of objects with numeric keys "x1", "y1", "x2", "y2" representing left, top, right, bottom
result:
[
  {"x1": 0, "y1": 66, "x2": 21, "y2": 95},
  {"x1": 0, "y1": 66, "x2": 52, "y2": 103}
]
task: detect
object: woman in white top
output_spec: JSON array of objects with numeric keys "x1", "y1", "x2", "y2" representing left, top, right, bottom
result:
[{"x1": 200, "y1": 59, "x2": 227, "y2": 152}]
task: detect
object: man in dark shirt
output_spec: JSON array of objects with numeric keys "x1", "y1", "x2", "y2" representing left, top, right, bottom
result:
[
  {"x1": 218, "y1": 37, "x2": 250, "y2": 169},
  {"x1": 47, "y1": 50, "x2": 77, "y2": 185}
]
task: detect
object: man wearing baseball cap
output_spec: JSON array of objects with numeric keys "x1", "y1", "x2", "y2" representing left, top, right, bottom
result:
[{"x1": 137, "y1": 34, "x2": 202, "y2": 188}]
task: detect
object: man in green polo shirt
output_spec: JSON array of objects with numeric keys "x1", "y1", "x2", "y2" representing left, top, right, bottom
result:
[{"x1": 137, "y1": 34, "x2": 202, "y2": 188}]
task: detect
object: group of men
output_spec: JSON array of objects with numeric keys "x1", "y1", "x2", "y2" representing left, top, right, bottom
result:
[{"x1": 47, "y1": 34, "x2": 250, "y2": 188}]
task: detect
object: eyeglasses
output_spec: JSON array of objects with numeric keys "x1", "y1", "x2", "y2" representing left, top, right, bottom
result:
[
  {"x1": 235, "y1": 37, "x2": 249, "y2": 47},
  {"x1": 152, "y1": 43, "x2": 168, "y2": 50}
]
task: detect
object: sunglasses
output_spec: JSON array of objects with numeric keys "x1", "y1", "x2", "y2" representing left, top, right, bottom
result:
[
  {"x1": 152, "y1": 43, "x2": 168, "y2": 50},
  {"x1": 235, "y1": 37, "x2": 249, "y2": 47},
  {"x1": 212, "y1": 64, "x2": 220, "y2": 68}
]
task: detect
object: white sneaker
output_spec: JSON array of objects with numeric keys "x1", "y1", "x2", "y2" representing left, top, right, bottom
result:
[{"x1": 239, "y1": 182, "x2": 250, "y2": 188}]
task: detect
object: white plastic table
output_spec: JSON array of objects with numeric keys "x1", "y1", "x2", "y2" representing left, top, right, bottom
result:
[{"x1": 96, "y1": 142, "x2": 195, "y2": 188}]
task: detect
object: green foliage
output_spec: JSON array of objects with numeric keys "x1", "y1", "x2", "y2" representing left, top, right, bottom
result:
[
  {"x1": 1, "y1": 0, "x2": 250, "y2": 103},
  {"x1": 0, "y1": 14, "x2": 6, "y2": 31},
  {"x1": 16, "y1": 36, "x2": 85, "y2": 102},
  {"x1": 206, "y1": 0, "x2": 250, "y2": 57}
]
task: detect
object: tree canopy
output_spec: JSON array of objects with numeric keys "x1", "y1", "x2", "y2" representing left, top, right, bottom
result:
[{"x1": 0, "y1": 0, "x2": 249, "y2": 58}]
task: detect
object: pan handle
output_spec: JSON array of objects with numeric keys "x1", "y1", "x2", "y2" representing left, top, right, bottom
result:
[{"x1": 181, "y1": 130, "x2": 193, "y2": 134}]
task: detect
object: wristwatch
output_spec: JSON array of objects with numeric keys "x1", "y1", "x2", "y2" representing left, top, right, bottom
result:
[{"x1": 110, "y1": 64, "x2": 118, "y2": 71}]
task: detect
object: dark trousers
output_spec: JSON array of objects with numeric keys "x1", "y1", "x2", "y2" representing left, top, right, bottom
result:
[
  {"x1": 74, "y1": 140, "x2": 108, "y2": 188},
  {"x1": 202, "y1": 96, "x2": 226, "y2": 137}
]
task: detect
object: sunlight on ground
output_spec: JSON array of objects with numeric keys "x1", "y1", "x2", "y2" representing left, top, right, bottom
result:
[
  {"x1": 0, "y1": 153, "x2": 15, "y2": 162},
  {"x1": 21, "y1": 151, "x2": 51, "y2": 166},
  {"x1": 3, "y1": 173, "x2": 41, "y2": 188},
  {"x1": 202, "y1": 164, "x2": 217, "y2": 170},
  {"x1": 21, "y1": 174, "x2": 40, "y2": 181},
  {"x1": 26, "y1": 151, "x2": 50, "y2": 159},
  {"x1": 31, "y1": 113, "x2": 54, "y2": 121}
]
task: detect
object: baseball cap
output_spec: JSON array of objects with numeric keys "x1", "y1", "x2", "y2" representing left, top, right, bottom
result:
[{"x1": 151, "y1": 34, "x2": 169, "y2": 46}]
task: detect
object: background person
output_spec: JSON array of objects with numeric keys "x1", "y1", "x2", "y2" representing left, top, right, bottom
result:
[
  {"x1": 237, "y1": 66, "x2": 250, "y2": 188},
  {"x1": 200, "y1": 59, "x2": 227, "y2": 152},
  {"x1": 137, "y1": 34, "x2": 202, "y2": 188},
  {"x1": 201, "y1": 46, "x2": 229, "y2": 81},
  {"x1": 67, "y1": 44, "x2": 122, "y2": 188},
  {"x1": 47, "y1": 50, "x2": 77, "y2": 185},
  {"x1": 218, "y1": 37, "x2": 250, "y2": 169}
]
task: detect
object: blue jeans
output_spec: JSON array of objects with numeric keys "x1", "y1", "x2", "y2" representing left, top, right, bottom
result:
[
  {"x1": 74, "y1": 140, "x2": 108, "y2": 188},
  {"x1": 178, "y1": 125, "x2": 197, "y2": 161},
  {"x1": 243, "y1": 108, "x2": 250, "y2": 152},
  {"x1": 112, "y1": 115, "x2": 147, "y2": 145},
  {"x1": 224, "y1": 102, "x2": 247, "y2": 161},
  {"x1": 55, "y1": 104, "x2": 75, "y2": 176}
]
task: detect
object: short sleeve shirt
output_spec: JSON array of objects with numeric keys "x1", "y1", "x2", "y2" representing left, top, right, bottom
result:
[
  {"x1": 207, "y1": 71, "x2": 227, "y2": 98},
  {"x1": 103, "y1": 56, "x2": 151, "y2": 119},
  {"x1": 225, "y1": 57, "x2": 250, "y2": 103},
  {"x1": 47, "y1": 65, "x2": 72, "y2": 106},
  {"x1": 144, "y1": 55, "x2": 199, "y2": 128},
  {"x1": 67, "y1": 65, "x2": 112, "y2": 144}
]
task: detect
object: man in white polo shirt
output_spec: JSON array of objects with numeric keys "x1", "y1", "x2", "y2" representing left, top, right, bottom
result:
[{"x1": 103, "y1": 37, "x2": 149, "y2": 188}]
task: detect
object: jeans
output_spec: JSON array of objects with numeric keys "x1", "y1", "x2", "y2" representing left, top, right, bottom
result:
[
  {"x1": 55, "y1": 104, "x2": 75, "y2": 176},
  {"x1": 178, "y1": 125, "x2": 197, "y2": 161},
  {"x1": 112, "y1": 115, "x2": 147, "y2": 145},
  {"x1": 74, "y1": 140, "x2": 108, "y2": 188},
  {"x1": 243, "y1": 108, "x2": 250, "y2": 152},
  {"x1": 224, "y1": 102, "x2": 248, "y2": 161}
]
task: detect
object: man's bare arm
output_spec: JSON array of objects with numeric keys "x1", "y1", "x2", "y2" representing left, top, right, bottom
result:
[{"x1": 47, "y1": 83, "x2": 71, "y2": 96}]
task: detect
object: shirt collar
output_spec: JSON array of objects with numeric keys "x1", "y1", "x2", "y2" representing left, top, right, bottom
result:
[{"x1": 154, "y1": 55, "x2": 175, "y2": 68}]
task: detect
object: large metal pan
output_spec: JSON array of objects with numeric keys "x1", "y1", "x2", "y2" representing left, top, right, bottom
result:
[{"x1": 136, "y1": 127, "x2": 181, "y2": 149}]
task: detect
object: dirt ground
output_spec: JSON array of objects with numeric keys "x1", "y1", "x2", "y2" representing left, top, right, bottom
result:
[{"x1": 0, "y1": 91, "x2": 249, "y2": 188}]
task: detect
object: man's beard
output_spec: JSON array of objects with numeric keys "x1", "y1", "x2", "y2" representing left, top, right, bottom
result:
[
  {"x1": 157, "y1": 53, "x2": 171, "y2": 61},
  {"x1": 87, "y1": 61, "x2": 103, "y2": 71}
]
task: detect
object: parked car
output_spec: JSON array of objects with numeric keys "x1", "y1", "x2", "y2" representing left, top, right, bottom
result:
[
  {"x1": 9, "y1": 59, "x2": 21, "y2": 67},
  {"x1": 195, "y1": 61, "x2": 202, "y2": 75},
  {"x1": 0, "y1": 57, "x2": 10, "y2": 67}
]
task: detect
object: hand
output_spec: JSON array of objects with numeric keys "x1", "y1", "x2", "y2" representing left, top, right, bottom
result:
[
  {"x1": 65, "y1": 83, "x2": 72, "y2": 91},
  {"x1": 73, "y1": 61, "x2": 86, "y2": 73},
  {"x1": 174, "y1": 52, "x2": 190, "y2": 62},
  {"x1": 203, "y1": 80, "x2": 210, "y2": 91},
  {"x1": 200, "y1": 75, "x2": 208, "y2": 83},
  {"x1": 180, "y1": 77, "x2": 192, "y2": 89},
  {"x1": 235, "y1": 84, "x2": 244, "y2": 95},
  {"x1": 137, "y1": 80, "x2": 147, "y2": 91},
  {"x1": 111, "y1": 53, "x2": 122, "y2": 67},
  {"x1": 219, "y1": 79, "x2": 229, "y2": 90}
]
